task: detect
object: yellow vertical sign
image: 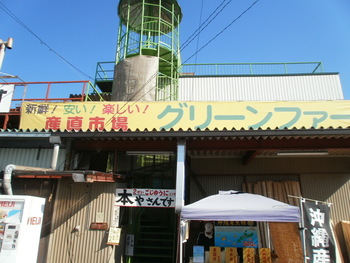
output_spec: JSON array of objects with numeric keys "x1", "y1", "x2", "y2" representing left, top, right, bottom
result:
[
  {"x1": 209, "y1": 247, "x2": 221, "y2": 263},
  {"x1": 225, "y1": 247, "x2": 238, "y2": 263},
  {"x1": 243, "y1": 248, "x2": 255, "y2": 263},
  {"x1": 259, "y1": 248, "x2": 272, "y2": 263}
]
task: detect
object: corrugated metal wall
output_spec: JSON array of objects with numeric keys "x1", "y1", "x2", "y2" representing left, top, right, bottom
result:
[
  {"x1": 189, "y1": 156, "x2": 350, "y2": 260},
  {"x1": 189, "y1": 174, "x2": 300, "y2": 203},
  {"x1": 179, "y1": 74, "x2": 343, "y2": 101},
  {"x1": 300, "y1": 173, "x2": 350, "y2": 261},
  {"x1": 47, "y1": 179, "x2": 116, "y2": 263},
  {"x1": 300, "y1": 173, "x2": 350, "y2": 224},
  {"x1": 0, "y1": 148, "x2": 66, "y2": 171},
  {"x1": 190, "y1": 157, "x2": 350, "y2": 176},
  {"x1": 189, "y1": 156, "x2": 350, "y2": 216}
]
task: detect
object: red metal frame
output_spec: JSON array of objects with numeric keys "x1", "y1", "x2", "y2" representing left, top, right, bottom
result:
[{"x1": 1, "y1": 80, "x2": 90, "y2": 129}]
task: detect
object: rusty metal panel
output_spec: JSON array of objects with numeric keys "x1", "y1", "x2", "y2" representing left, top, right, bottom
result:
[
  {"x1": 47, "y1": 179, "x2": 116, "y2": 263},
  {"x1": 179, "y1": 74, "x2": 343, "y2": 101},
  {"x1": 0, "y1": 148, "x2": 66, "y2": 171}
]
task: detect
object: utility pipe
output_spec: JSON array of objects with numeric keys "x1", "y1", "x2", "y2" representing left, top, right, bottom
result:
[
  {"x1": 3, "y1": 144, "x2": 60, "y2": 195},
  {"x1": 51, "y1": 143, "x2": 60, "y2": 171},
  {"x1": 3, "y1": 164, "x2": 16, "y2": 195},
  {"x1": 175, "y1": 139, "x2": 186, "y2": 214},
  {"x1": 0, "y1": 38, "x2": 13, "y2": 70}
]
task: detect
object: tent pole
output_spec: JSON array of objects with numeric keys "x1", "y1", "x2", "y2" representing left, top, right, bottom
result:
[
  {"x1": 177, "y1": 216, "x2": 184, "y2": 263},
  {"x1": 299, "y1": 198, "x2": 308, "y2": 263},
  {"x1": 179, "y1": 225, "x2": 183, "y2": 263},
  {"x1": 266, "y1": 222, "x2": 271, "y2": 249}
]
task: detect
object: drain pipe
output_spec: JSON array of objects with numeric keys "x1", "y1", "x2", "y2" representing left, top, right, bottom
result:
[
  {"x1": 3, "y1": 136, "x2": 61, "y2": 195},
  {"x1": 3, "y1": 164, "x2": 56, "y2": 195},
  {"x1": 51, "y1": 143, "x2": 60, "y2": 171},
  {"x1": 3, "y1": 164, "x2": 16, "y2": 195},
  {"x1": 49, "y1": 136, "x2": 61, "y2": 171}
]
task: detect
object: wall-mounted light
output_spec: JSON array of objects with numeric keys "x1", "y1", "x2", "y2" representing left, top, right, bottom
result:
[{"x1": 277, "y1": 150, "x2": 329, "y2": 156}]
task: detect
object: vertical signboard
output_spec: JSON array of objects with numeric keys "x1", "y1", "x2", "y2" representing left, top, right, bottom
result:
[
  {"x1": 209, "y1": 247, "x2": 221, "y2": 263},
  {"x1": 225, "y1": 247, "x2": 238, "y2": 263},
  {"x1": 259, "y1": 248, "x2": 272, "y2": 263},
  {"x1": 303, "y1": 200, "x2": 335, "y2": 263},
  {"x1": 243, "y1": 248, "x2": 255, "y2": 263},
  {"x1": 125, "y1": 234, "x2": 134, "y2": 256},
  {"x1": 0, "y1": 84, "x2": 14, "y2": 113}
]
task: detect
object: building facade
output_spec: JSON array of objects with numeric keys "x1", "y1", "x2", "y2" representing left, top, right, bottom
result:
[{"x1": 1, "y1": 0, "x2": 350, "y2": 262}]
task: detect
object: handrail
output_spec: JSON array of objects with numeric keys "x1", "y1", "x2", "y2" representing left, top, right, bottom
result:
[
  {"x1": 85, "y1": 82, "x2": 105, "y2": 101},
  {"x1": 181, "y1": 62, "x2": 324, "y2": 76},
  {"x1": 3, "y1": 80, "x2": 91, "y2": 105},
  {"x1": 94, "y1": 61, "x2": 325, "y2": 84}
]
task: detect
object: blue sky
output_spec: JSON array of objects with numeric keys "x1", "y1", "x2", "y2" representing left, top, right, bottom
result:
[{"x1": 1, "y1": 0, "x2": 350, "y2": 98}]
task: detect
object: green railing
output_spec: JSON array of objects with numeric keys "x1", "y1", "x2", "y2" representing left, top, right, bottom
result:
[
  {"x1": 95, "y1": 61, "x2": 115, "y2": 83},
  {"x1": 85, "y1": 82, "x2": 106, "y2": 101},
  {"x1": 180, "y1": 62, "x2": 324, "y2": 76},
  {"x1": 95, "y1": 61, "x2": 324, "y2": 84}
]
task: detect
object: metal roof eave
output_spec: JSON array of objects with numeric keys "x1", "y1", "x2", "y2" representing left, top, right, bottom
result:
[
  {"x1": 0, "y1": 132, "x2": 52, "y2": 138},
  {"x1": 50, "y1": 128, "x2": 350, "y2": 139},
  {"x1": 2, "y1": 128, "x2": 350, "y2": 140}
]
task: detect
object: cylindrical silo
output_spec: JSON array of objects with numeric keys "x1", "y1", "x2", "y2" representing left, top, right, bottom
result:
[{"x1": 112, "y1": 0, "x2": 182, "y2": 101}]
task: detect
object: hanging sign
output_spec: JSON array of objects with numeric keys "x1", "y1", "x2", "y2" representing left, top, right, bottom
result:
[
  {"x1": 116, "y1": 188, "x2": 176, "y2": 208},
  {"x1": 125, "y1": 234, "x2": 134, "y2": 256},
  {"x1": 106, "y1": 227, "x2": 122, "y2": 245},
  {"x1": 303, "y1": 200, "x2": 335, "y2": 263},
  {"x1": 0, "y1": 84, "x2": 14, "y2": 113}
]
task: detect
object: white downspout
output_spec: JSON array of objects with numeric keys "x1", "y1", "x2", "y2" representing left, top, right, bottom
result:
[
  {"x1": 4, "y1": 164, "x2": 16, "y2": 195},
  {"x1": 51, "y1": 143, "x2": 60, "y2": 171},
  {"x1": 3, "y1": 142, "x2": 60, "y2": 195}
]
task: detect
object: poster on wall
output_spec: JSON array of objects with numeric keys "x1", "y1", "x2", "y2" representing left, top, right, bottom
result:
[
  {"x1": 106, "y1": 227, "x2": 122, "y2": 245},
  {"x1": 214, "y1": 221, "x2": 258, "y2": 248},
  {"x1": 303, "y1": 200, "x2": 335, "y2": 263}
]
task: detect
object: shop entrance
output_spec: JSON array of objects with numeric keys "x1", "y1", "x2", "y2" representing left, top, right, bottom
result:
[
  {"x1": 128, "y1": 207, "x2": 177, "y2": 263},
  {"x1": 126, "y1": 152, "x2": 177, "y2": 263}
]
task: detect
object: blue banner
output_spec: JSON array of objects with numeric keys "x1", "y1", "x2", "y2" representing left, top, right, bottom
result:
[{"x1": 214, "y1": 222, "x2": 258, "y2": 248}]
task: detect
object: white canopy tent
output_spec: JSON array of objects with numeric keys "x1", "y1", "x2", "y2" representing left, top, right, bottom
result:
[
  {"x1": 181, "y1": 190, "x2": 300, "y2": 222},
  {"x1": 178, "y1": 191, "x2": 301, "y2": 262}
]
